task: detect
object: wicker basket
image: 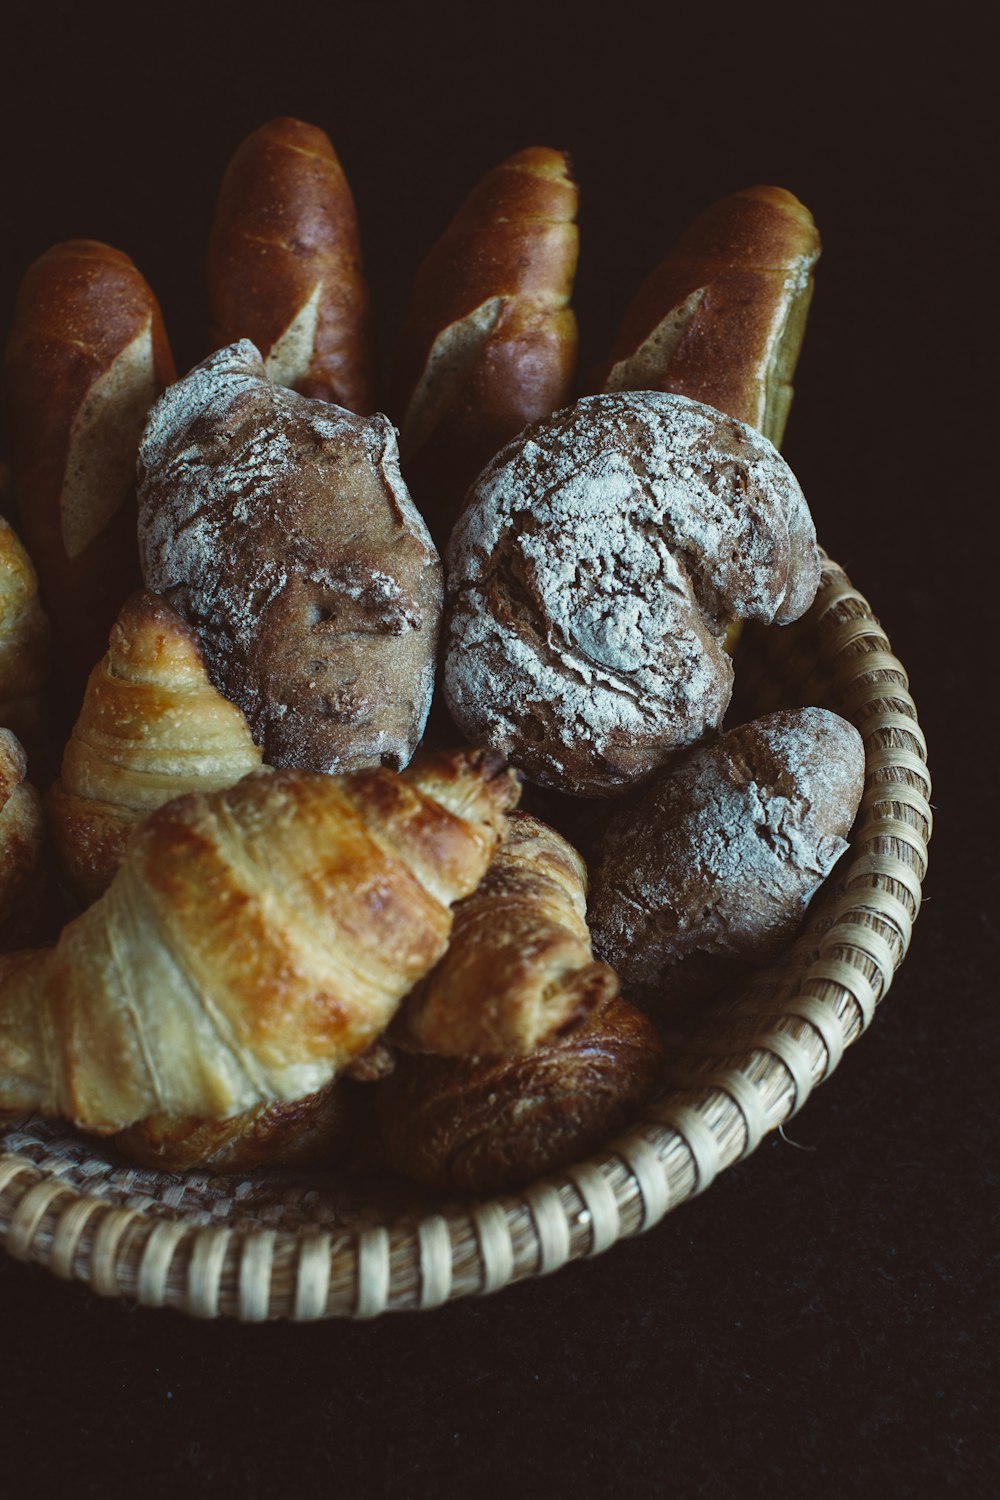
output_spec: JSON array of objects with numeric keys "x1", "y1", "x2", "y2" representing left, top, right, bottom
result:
[{"x1": 0, "y1": 551, "x2": 931, "y2": 1320}]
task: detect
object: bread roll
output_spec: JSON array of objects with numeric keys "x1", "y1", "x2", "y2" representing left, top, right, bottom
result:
[
  {"x1": 0, "y1": 729, "x2": 52, "y2": 950},
  {"x1": 378, "y1": 995, "x2": 664, "y2": 1192},
  {"x1": 596, "y1": 185, "x2": 820, "y2": 449},
  {"x1": 137, "y1": 340, "x2": 442, "y2": 775},
  {"x1": 587, "y1": 707, "x2": 865, "y2": 1011},
  {"x1": 4, "y1": 240, "x2": 175, "y2": 718},
  {"x1": 444, "y1": 392, "x2": 820, "y2": 796},
  {"x1": 0, "y1": 514, "x2": 49, "y2": 759},
  {"x1": 207, "y1": 116, "x2": 377, "y2": 414},
  {"x1": 392, "y1": 146, "x2": 578, "y2": 544}
]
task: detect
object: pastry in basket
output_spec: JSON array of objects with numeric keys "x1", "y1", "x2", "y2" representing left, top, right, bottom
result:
[
  {"x1": 391, "y1": 146, "x2": 579, "y2": 545},
  {"x1": 0, "y1": 747, "x2": 519, "y2": 1134},
  {"x1": 0, "y1": 729, "x2": 53, "y2": 951},
  {"x1": 136, "y1": 340, "x2": 442, "y2": 776},
  {"x1": 394, "y1": 811, "x2": 619, "y2": 1057},
  {"x1": 46, "y1": 590, "x2": 265, "y2": 908},
  {"x1": 587, "y1": 707, "x2": 866, "y2": 1013},
  {"x1": 443, "y1": 390, "x2": 820, "y2": 796},
  {"x1": 4, "y1": 240, "x2": 175, "y2": 719},
  {"x1": 594, "y1": 184, "x2": 820, "y2": 450},
  {"x1": 0, "y1": 513, "x2": 49, "y2": 762},
  {"x1": 207, "y1": 115, "x2": 378, "y2": 415},
  {"x1": 378, "y1": 994, "x2": 664, "y2": 1193}
]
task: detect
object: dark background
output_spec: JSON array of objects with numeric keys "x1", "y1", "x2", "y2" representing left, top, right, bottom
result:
[{"x1": 1, "y1": 2, "x2": 996, "y2": 1495}]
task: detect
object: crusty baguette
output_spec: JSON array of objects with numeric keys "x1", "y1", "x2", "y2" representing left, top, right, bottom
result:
[
  {"x1": 207, "y1": 116, "x2": 377, "y2": 414},
  {"x1": 595, "y1": 185, "x2": 820, "y2": 449},
  {"x1": 4, "y1": 240, "x2": 175, "y2": 720},
  {"x1": 391, "y1": 146, "x2": 579, "y2": 544}
]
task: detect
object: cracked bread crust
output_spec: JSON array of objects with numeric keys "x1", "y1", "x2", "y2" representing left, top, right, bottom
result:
[{"x1": 443, "y1": 392, "x2": 819, "y2": 796}]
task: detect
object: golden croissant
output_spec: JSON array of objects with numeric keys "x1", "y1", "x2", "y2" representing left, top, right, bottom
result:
[
  {"x1": 395, "y1": 811, "x2": 620, "y2": 1056},
  {"x1": 47, "y1": 589, "x2": 264, "y2": 905},
  {"x1": 0, "y1": 747, "x2": 519, "y2": 1133}
]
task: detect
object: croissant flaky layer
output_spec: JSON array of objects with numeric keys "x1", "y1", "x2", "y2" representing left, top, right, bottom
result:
[{"x1": 0, "y1": 748, "x2": 519, "y2": 1133}]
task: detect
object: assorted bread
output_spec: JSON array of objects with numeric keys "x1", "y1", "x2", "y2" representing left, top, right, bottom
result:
[{"x1": 0, "y1": 124, "x2": 864, "y2": 1194}]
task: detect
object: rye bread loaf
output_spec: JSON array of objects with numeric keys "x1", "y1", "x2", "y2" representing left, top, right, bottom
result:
[
  {"x1": 137, "y1": 340, "x2": 442, "y2": 775},
  {"x1": 587, "y1": 707, "x2": 865, "y2": 1011},
  {"x1": 443, "y1": 392, "x2": 819, "y2": 796}
]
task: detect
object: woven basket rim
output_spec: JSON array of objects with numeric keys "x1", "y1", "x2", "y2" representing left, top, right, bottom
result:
[{"x1": 0, "y1": 549, "x2": 932, "y2": 1320}]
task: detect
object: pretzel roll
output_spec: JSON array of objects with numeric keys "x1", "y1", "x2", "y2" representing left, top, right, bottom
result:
[
  {"x1": 392, "y1": 146, "x2": 579, "y2": 544},
  {"x1": 4, "y1": 240, "x2": 175, "y2": 718},
  {"x1": 207, "y1": 116, "x2": 377, "y2": 414},
  {"x1": 596, "y1": 186, "x2": 820, "y2": 448}
]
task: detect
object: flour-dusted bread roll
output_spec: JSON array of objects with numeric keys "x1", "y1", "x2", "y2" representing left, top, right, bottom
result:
[
  {"x1": 0, "y1": 514, "x2": 49, "y2": 760},
  {"x1": 444, "y1": 392, "x2": 820, "y2": 796},
  {"x1": 0, "y1": 729, "x2": 52, "y2": 950},
  {"x1": 137, "y1": 340, "x2": 443, "y2": 774},
  {"x1": 207, "y1": 116, "x2": 377, "y2": 414},
  {"x1": 587, "y1": 708, "x2": 865, "y2": 1010}
]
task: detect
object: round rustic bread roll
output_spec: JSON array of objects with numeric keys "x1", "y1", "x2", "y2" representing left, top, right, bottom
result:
[
  {"x1": 587, "y1": 706, "x2": 865, "y2": 1011},
  {"x1": 443, "y1": 391, "x2": 819, "y2": 796},
  {"x1": 137, "y1": 340, "x2": 442, "y2": 775}
]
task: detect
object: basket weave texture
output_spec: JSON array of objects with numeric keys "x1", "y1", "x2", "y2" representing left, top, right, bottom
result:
[{"x1": 0, "y1": 551, "x2": 931, "y2": 1320}]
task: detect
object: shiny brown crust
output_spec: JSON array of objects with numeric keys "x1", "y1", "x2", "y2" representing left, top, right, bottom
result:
[
  {"x1": 0, "y1": 514, "x2": 49, "y2": 759},
  {"x1": 395, "y1": 811, "x2": 619, "y2": 1055},
  {"x1": 207, "y1": 116, "x2": 377, "y2": 414},
  {"x1": 0, "y1": 749, "x2": 519, "y2": 1133},
  {"x1": 46, "y1": 590, "x2": 264, "y2": 907},
  {"x1": 4, "y1": 240, "x2": 176, "y2": 716},
  {"x1": 114, "y1": 1084, "x2": 348, "y2": 1173},
  {"x1": 391, "y1": 147, "x2": 579, "y2": 543},
  {"x1": 377, "y1": 994, "x2": 664, "y2": 1193},
  {"x1": 0, "y1": 729, "x2": 51, "y2": 950},
  {"x1": 596, "y1": 186, "x2": 820, "y2": 448}
]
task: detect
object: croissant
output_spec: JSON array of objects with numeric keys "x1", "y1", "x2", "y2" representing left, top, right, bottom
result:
[
  {"x1": 0, "y1": 514, "x2": 49, "y2": 762},
  {"x1": 46, "y1": 589, "x2": 265, "y2": 906},
  {"x1": 0, "y1": 747, "x2": 519, "y2": 1133},
  {"x1": 394, "y1": 812, "x2": 619, "y2": 1057},
  {"x1": 0, "y1": 729, "x2": 52, "y2": 950},
  {"x1": 378, "y1": 995, "x2": 664, "y2": 1193}
]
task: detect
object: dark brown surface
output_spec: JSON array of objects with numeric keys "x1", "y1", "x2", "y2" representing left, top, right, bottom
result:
[{"x1": 0, "y1": 3, "x2": 995, "y2": 1496}]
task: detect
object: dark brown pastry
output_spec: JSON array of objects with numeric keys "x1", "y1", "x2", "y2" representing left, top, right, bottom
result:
[
  {"x1": 207, "y1": 116, "x2": 377, "y2": 414},
  {"x1": 595, "y1": 185, "x2": 820, "y2": 449},
  {"x1": 587, "y1": 707, "x2": 865, "y2": 1012},
  {"x1": 4, "y1": 240, "x2": 175, "y2": 719},
  {"x1": 443, "y1": 391, "x2": 820, "y2": 796},
  {"x1": 394, "y1": 811, "x2": 618, "y2": 1056},
  {"x1": 378, "y1": 994, "x2": 664, "y2": 1193},
  {"x1": 136, "y1": 340, "x2": 442, "y2": 775},
  {"x1": 391, "y1": 146, "x2": 579, "y2": 546}
]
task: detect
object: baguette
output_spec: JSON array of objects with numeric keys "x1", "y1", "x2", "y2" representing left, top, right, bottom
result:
[
  {"x1": 4, "y1": 240, "x2": 175, "y2": 719},
  {"x1": 595, "y1": 185, "x2": 820, "y2": 448},
  {"x1": 392, "y1": 146, "x2": 579, "y2": 544},
  {"x1": 207, "y1": 116, "x2": 377, "y2": 414}
]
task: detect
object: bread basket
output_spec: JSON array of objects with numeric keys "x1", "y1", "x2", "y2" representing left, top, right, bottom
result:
[{"x1": 0, "y1": 549, "x2": 930, "y2": 1319}]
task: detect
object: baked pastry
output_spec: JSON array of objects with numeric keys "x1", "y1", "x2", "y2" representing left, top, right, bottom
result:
[
  {"x1": 391, "y1": 146, "x2": 579, "y2": 544},
  {"x1": 378, "y1": 994, "x2": 664, "y2": 1193},
  {"x1": 595, "y1": 185, "x2": 820, "y2": 449},
  {"x1": 0, "y1": 747, "x2": 519, "y2": 1133},
  {"x1": 0, "y1": 514, "x2": 49, "y2": 760},
  {"x1": 114, "y1": 1083, "x2": 349, "y2": 1173},
  {"x1": 0, "y1": 729, "x2": 51, "y2": 950},
  {"x1": 47, "y1": 590, "x2": 265, "y2": 907},
  {"x1": 4, "y1": 240, "x2": 175, "y2": 718},
  {"x1": 207, "y1": 116, "x2": 377, "y2": 414},
  {"x1": 137, "y1": 340, "x2": 442, "y2": 775},
  {"x1": 587, "y1": 707, "x2": 865, "y2": 1010},
  {"x1": 443, "y1": 391, "x2": 820, "y2": 796},
  {"x1": 395, "y1": 811, "x2": 619, "y2": 1056}
]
